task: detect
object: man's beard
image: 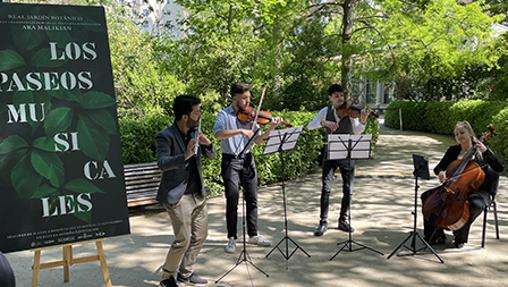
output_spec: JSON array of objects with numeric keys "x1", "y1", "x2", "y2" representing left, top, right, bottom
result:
[
  {"x1": 187, "y1": 117, "x2": 199, "y2": 130},
  {"x1": 234, "y1": 100, "x2": 248, "y2": 112}
]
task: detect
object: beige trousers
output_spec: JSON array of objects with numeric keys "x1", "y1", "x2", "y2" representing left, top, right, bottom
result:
[{"x1": 161, "y1": 194, "x2": 208, "y2": 280}]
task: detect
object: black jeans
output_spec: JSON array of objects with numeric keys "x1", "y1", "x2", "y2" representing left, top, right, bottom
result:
[
  {"x1": 221, "y1": 153, "x2": 258, "y2": 239},
  {"x1": 319, "y1": 159, "x2": 355, "y2": 224},
  {"x1": 421, "y1": 190, "x2": 489, "y2": 244}
]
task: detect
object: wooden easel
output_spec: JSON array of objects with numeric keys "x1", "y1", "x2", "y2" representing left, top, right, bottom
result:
[{"x1": 32, "y1": 240, "x2": 112, "y2": 287}]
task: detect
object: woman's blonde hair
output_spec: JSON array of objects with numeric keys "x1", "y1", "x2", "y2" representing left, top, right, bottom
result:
[
  {"x1": 455, "y1": 121, "x2": 477, "y2": 142},
  {"x1": 455, "y1": 121, "x2": 475, "y2": 137}
]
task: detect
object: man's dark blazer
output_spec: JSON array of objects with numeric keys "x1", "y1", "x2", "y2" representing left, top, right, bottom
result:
[{"x1": 155, "y1": 123, "x2": 216, "y2": 205}]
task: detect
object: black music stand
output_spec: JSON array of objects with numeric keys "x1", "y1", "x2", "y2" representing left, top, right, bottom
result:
[
  {"x1": 328, "y1": 134, "x2": 384, "y2": 260},
  {"x1": 387, "y1": 154, "x2": 444, "y2": 263},
  {"x1": 216, "y1": 129, "x2": 269, "y2": 283},
  {"x1": 263, "y1": 126, "x2": 311, "y2": 263}
]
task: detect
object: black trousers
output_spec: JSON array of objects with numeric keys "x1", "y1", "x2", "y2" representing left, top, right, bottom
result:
[
  {"x1": 319, "y1": 159, "x2": 355, "y2": 224},
  {"x1": 421, "y1": 190, "x2": 489, "y2": 244},
  {"x1": 221, "y1": 153, "x2": 258, "y2": 239}
]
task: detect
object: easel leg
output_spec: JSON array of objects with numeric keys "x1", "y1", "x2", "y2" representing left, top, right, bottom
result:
[
  {"x1": 63, "y1": 245, "x2": 72, "y2": 282},
  {"x1": 96, "y1": 240, "x2": 112, "y2": 287},
  {"x1": 32, "y1": 249, "x2": 41, "y2": 287}
]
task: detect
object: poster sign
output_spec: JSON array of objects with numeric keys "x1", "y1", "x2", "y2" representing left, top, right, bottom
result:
[{"x1": 0, "y1": 3, "x2": 130, "y2": 253}]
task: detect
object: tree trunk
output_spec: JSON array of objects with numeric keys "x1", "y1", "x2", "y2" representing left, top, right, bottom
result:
[{"x1": 341, "y1": 0, "x2": 355, "y2": 99}]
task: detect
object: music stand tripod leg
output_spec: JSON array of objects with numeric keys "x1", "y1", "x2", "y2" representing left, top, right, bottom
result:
[
  {"x1": 216, "y1": 184, "x2": 269, "y2": 284},
  {"x1": 387, "y1": 232, "x2": 416, "y2": 259},
  {"x1": 264, "y1": 129, "x2": 310, "y2": 261},
  {"x1": 287, "y1": 237, "x2": 311, "y2": 258},
  {"x1": 414, "y1": 232, "x2": 444, "y2": 263},
  {"x1": 388, "y1": 156, "x2": 444, "y2": 263},
  {"x1": 329, "y1": 136, "x2": 384, "y2": 260}
]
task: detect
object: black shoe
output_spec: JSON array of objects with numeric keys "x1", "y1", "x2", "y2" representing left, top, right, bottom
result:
[
  {"x1": 338, "y1": 219, "x2": 355, "y2": 233},
  {"x1": 425, "y1": 234, "x2": 446, "y2": 245},
  {"x1": 314, "y1": 222, "x2": 327, "y2": 236},
  {"x1": 177, "y1": 272, "x2": 207, "y2": 286},
  {"x1": 160, "y1": 276, "x2": 178, "y2": 287},
  {"x1": 453, "y1": 242, "x2": 465, "y2": 249}
]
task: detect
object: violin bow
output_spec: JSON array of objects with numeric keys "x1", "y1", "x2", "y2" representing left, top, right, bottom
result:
[{"x1": 251, "y1": 85, "x2": 267, "y2": 131}]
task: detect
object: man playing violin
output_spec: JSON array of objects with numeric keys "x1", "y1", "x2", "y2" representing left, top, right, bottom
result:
[
  {"x1": 307, "y1": 84, "x2": 369, "y2": 236},
  {"x1": 421, "y1": 121, "x2": 503, "y2": 248},
  {"x1": 213, "y1": 82, "x2": 283, "y2": 253}
]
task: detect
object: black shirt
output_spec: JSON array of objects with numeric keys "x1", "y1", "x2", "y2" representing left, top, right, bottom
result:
[
  {"x1": 179, "y1": 129, "x2": 201, "y2": 196},
  {"x1": 434, "y1": 144, "x2": 504, "y2": 196}
]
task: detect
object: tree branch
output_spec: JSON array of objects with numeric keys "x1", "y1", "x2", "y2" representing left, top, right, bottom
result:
[{"x1": 353, "y1": 15, "x2": 388, "y2": 22}]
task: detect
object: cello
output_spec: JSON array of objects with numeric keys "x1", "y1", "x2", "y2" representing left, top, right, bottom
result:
[{"x1": 422, "y1": 125, "x2": 495, "y2": 231}]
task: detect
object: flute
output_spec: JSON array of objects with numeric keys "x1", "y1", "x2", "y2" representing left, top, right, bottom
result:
[{"x1": 194, "y1": 118, "x2": 201, "y2": 155}]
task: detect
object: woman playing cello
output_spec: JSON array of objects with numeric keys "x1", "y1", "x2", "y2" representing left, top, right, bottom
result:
[{"x1": 421, "y1": 121, "x2": 504, "y2": 248}]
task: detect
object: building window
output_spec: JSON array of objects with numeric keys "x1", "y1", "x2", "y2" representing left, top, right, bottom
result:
[{"x1": 366, "y1": 80, "x2": 376, "y2": 104}]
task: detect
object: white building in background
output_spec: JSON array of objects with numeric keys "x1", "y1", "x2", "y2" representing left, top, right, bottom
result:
[
  {"x1": 351, "y1": 78, "x2": 395, "y2": 110},
  {"x1": 118, "y1": 0, "x2": 186, "y2": 37}
]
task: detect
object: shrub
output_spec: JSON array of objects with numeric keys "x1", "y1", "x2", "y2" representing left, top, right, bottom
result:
[
  {"x1": 385, "y1": 100, "x2": 508, "y2": 164},
  {"x1": 120, "y1": 110, "x2": 379, "y2": 197}
]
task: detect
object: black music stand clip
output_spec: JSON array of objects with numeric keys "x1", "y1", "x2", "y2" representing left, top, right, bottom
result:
[
  {"x1": 386, "y1": 154, "x2": 444, "y2": 263},
  {"x1": 327, "y1": 134, "x2": 384, "y2": 260},
  {"x1": 263, "y1": 126, "x2": 311, "y2": 264}
]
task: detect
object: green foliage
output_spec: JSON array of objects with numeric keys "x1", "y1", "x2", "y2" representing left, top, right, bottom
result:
[
  {"x1": 385, "y1": 99, "x2": 508, "y2": 163},
  {"x1": 370, "y1": 0, "x2": 506, "y2": 100},
  {"x1": 120, "y1": 109, "x2": 379, "y2": 196},
  {"x1": 119, "y1": 110, "x2": 170, "y2": 164},
  {"x1": 106, "y1": 11, "x2": 187, "y2": 118}
]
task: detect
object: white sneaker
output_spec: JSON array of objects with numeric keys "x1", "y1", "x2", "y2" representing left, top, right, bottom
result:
[
  {"x1": 248, "y1": 235, "x2": 271, "y2": 247},
  {"x1": 224, "y1": 237, "x2": 236, "y2": 253}
]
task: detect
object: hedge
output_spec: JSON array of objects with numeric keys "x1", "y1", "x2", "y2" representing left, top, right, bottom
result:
[
  {"x1": 385, "y1": 100, "x2": 508, "y2": 164},
  {"x1": 120, "y1": 110, "x2": 379, "y2": 196}
]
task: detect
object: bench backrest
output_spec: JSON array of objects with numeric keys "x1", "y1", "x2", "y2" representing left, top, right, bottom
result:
[{"x1": 124, "y1": 162, "x2": 161, "y2": 207}]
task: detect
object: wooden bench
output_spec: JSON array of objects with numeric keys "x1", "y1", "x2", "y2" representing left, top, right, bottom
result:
[{"x1": 124, "y1": 162, "x2": 161, "y2": 207}]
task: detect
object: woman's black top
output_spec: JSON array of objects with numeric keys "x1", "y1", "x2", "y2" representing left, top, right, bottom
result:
[{"x1": 434, "y1": 145, "x2": 504, "y2": 198}]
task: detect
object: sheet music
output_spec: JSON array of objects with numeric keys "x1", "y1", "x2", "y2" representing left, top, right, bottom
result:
[
  {"x1": 327, "y1": 134, "x2": 372, "y2": 160},
  {"x1": 263, "y1": 126, "x2": 303, "y2": 154}
]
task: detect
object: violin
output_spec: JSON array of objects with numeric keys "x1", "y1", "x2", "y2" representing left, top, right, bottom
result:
[
  {"x1": 336, "y1": 100, "x2": 379, "y2": 119},
  {"x1": 237, "y1": 105, "x2": 292, "y2": 127}
]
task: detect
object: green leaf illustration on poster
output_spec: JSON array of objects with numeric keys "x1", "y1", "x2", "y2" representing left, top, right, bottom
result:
[
  {"x1": 11, "y1": 19, "x2": 46, "y2": 52},
  {"x1": 47, "y1": 31, "x2": 73, "y2": 48},
  {"x1": 0, "y1": 135, "x2": 28, "y2": 155},
  {"x1": 78, "y1": 91, "x2": 115, "y2": 109},
  {"x1": 1, "y1": 3, "x2": 130, "y2": 253},
  {"x1": 31, "y1": 149, "x2": 64, "y2": 188},
  {"x1": 0, "y1": 49, "x2": 26, "y2": 71},
  {"x1": 13, "y1": 91, "x2": 34, "y2": 106},
  {"x1": 31, "y1": 48, "x2": 67, "y2": 68},
  {"x1": 31, "y1": 184, "x2": 58, "y2": 199},
  {"x1": 85, "y1": 110, "x2": 117, "y2": 135},
  {"x1": 65, "y1": 179, "x2": 102, "y2": 194},
  {"x1": 50, "y1": 90, "x2": 80, "y2": 103},
  {"x1": 44, "y1": 107, "x2": 73, "y2": 136},
  {"x1": 11, "y1": 154, "x2": 43, "y2": 198},
  {"x1": 77, "y1": 116, "x2": 110, "y2": 161},
  {"x1": 33, "y1": 137, "x2": 56, "y2": 152}
]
